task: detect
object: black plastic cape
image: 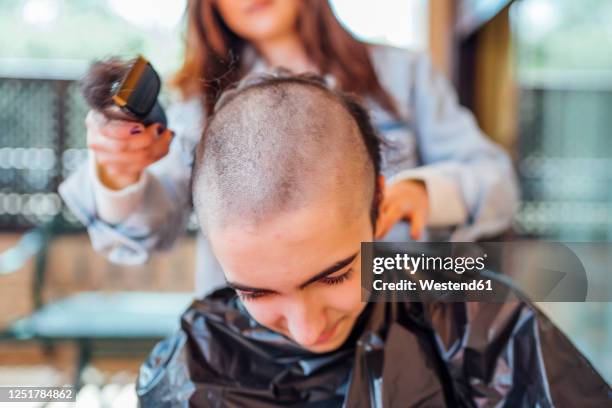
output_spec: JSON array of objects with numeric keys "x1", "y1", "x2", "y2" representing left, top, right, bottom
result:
[{"x1": 136, "y1": 288, "x2": 610, "y2": 407}]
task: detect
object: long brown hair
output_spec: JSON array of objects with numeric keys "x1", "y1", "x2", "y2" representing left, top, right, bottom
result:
[{"x1": 172, "y1": 0, "x2": 398, "y2": 117}]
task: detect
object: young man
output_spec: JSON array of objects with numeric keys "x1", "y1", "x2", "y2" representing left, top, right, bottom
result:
[{"x1": 137, "y1": 75, "x2": 609, "y2": 407}]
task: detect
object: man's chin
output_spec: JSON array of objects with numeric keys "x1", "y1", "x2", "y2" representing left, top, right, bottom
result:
[{"x1": 303, "y1": 339, "x2": 344, "y2": 354}]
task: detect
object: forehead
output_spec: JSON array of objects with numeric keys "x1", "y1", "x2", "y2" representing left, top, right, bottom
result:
[{"x1": 208, "y1": 199, "x2": 372, "y2": 290}]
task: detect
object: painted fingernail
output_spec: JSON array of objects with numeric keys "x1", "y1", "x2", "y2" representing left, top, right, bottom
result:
[
  {"x1": 170, "y1": 131, "x2": 175, "y2": 137},
  {"x1": 157, "y1": 125, "x2": 165, "y2": 135},
  {"x1": 130, "y1": 126, "x2": 142, "y2": 135}
]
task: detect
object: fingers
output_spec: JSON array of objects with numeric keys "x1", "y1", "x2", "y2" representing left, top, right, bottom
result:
[
  {"x1": 87, "y1": 111, "x2": 172, "y2": 155},
  {"x1": 94, "y1": 148, "x2": 155, "y2": 166},
  {"x1": 376, "y1": 200, "x2": 405, "y2": 239},
  {"x1": 93, "y1": 129, "x2": 172, "y2": 167},
  {"x1": 377, "y1": 205, "x2": 427, "y2": 240},
  {"x1": 375, "y1": 216, "x2": 388, "y2": 239},
  {"x1": 409, "y1": 208, "x2": 427, "y2": 240},
  {"x1": 89, "y1": 126, "x2": 168, "y2": 152},
  {"x1": 87, "y1": 109, "x2": 169, "y2": 142},
  {"x1": 85, "y1": 109, "x2": 173, "y2": 190},
  {"x1": 88, "y1": 117, "x2": 173, "y2": 189},
  {"x1": 375, "y1": 180, "x2": 430, "y2": 240},
  {"x1": 99, "y1": 120, "x2": 147, "y2": 140},
  {"x1": 86, "y1": 110, "x2": 145, "y2": 140},
  {"x1": 150, "y1": 128, "x2": 173, "y2": 159}
]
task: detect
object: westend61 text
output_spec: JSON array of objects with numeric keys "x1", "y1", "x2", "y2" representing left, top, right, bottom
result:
[{"x1": 372, "y1": 279, "x2": 493, "y2": 292}]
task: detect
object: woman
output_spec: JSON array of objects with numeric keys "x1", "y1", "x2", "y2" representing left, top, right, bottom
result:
[{"x1": 59, "y1": 0, "x2": 518, "y2": 293}]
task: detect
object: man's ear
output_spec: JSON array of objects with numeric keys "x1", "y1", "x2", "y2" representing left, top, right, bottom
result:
[
  {"x1": 372, "y1": 175, "x2": 385, "y2": 236},
  {"x1": 376, "y1": 175, "x2": 385, "y2": 208}
]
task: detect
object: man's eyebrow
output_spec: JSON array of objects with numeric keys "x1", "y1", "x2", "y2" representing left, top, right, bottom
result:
[
  {"x1": 225, "y1": 252, "x2": 359, "y2": 294},
  {"x1": 225, "y1": 281, "x2": 276, "y2": 294},
  {"x1": 298, "y1": 252, "x2": 358, "y2": 289}
]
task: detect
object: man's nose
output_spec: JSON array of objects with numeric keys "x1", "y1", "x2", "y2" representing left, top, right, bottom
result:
[{"x1": 284, "y1": 294, "x2": 326, "y2": 347}]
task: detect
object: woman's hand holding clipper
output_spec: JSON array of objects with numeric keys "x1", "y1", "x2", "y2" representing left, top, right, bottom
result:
[{"x1": 86, "y1": 110, "x2": 173, "y2": 190}]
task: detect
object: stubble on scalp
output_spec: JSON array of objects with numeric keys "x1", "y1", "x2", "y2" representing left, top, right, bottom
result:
[{"x1": 192, "y1": 79, "x2": 376, "y2": 232}]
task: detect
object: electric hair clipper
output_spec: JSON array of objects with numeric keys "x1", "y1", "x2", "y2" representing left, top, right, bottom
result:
[{"x1": 81, "y1": 55, "x2": 167, "y2": 127}]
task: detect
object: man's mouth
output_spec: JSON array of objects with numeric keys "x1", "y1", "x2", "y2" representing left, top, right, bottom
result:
[{"x1": 313, "y1": 317, "x2": 346, "y2": 346}]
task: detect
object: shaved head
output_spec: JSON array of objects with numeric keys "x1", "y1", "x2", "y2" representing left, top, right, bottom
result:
[{"x1": 192, "y1": 74, "x2": 382, "y2": 232}]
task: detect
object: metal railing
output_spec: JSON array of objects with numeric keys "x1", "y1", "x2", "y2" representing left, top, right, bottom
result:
[
  {"x1": 0, "y1": 76, "x2": 87, "y2": 230},
  {"x1": 515, "y1": 71, "x2": 612, "y2": 240},
  {"x1": 1, "y1": 74, "x2": 611, "y2": 240}
]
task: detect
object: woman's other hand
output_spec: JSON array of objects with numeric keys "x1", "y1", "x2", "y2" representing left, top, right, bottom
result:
[
  {"x1": 376, "y1": 180, "x2": 429, "y2": 240},
  {"x1": 86, "y1": 110, "x2": 173, "y2": 190}
]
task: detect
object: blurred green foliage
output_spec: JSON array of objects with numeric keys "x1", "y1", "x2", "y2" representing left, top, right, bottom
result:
[
  {"x1": 514, "y1": 0, "x2": 612, "y2": 71},
  {"x1": 1, "y1": 0, "x2": 610, "y2": 75},
  {"x1": 0, "y1": 0, "x2": 183, "y2": 75}
]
